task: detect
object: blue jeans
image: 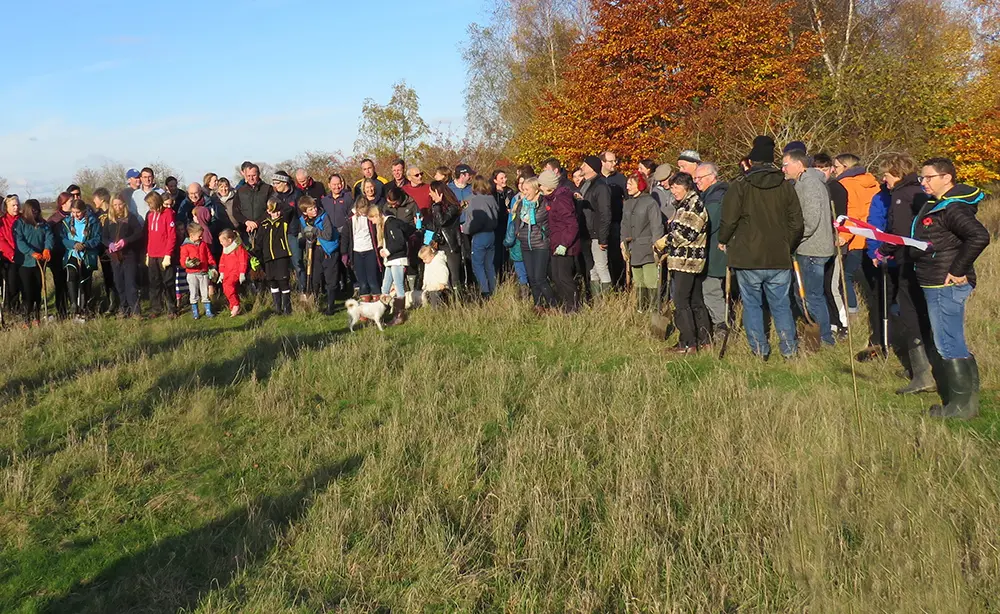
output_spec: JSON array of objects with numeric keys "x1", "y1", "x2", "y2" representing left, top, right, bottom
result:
[
  {"x1": 923, "y1": 283, "x2": 973, "y2": 359},
  {"x1": 470, "y1": 232, "x2": 496, "y2": 295},
  {"x1": 842, "y1": 249, "x2": 863, "y2": 310},
  {"x1": 735, "y1": 268, "x2": 798, "y2": 358},
  {"x1": 380, "y1": 264, "x2": 406, "y2": 298},
  {"x1": 796, "y1": 255, "x2": 834, "y2": 345},
  {"x1": 513, "y1": 260, "x2": 528, "y2": 285},
  {"x1": 288, "y1": 234, "x2": 304, "y2": 290}
]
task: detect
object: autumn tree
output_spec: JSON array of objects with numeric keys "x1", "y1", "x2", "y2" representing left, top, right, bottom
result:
[
  {"x1": 524, "y1": 0, "x2": 815, "y2": 167},
  {"x1": 463, "y1": 0, "x2": 589, "y2": 155},
  {"x1": 354, "y1": 80, "x2": 429, "y2": 161}
]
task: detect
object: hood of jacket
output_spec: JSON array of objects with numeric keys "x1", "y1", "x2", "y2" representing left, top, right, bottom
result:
[
  {"x1": 892, "y1": 173, "x2": 921, "y2": 193},
  {"x1": 928, "y1": 183, "x2": 984, "y2": 215},
  {"x1": 837, "y1": 166, "x2": 880, "y2": 189},
  {"x1": 798, "y1": 167, "x2": 827, "y2": 187},
  {"x1": 218, "y1": 191, "x2": 235, "y2": 205},
  {"x1": 745, "y1": 165, "x2": 786, "y2": 190}
]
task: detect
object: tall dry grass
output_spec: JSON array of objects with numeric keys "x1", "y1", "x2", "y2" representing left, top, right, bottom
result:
[{"x1": 1, "y1": 245, "x2": 999, "y2": 612}]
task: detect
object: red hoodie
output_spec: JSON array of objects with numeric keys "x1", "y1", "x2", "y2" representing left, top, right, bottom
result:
[
  {"x1": 219, "y1": 243, "x2": 249, "y2": 283},
  {"x1": 146, "y1": 208, "x2": 176, "y2": 258},
  {"x1": 0, "y1": 214, "x2": 18, "y2": 262},
  {"x1": 179, "y1": 239, "x2": 216, "y2": 273}
]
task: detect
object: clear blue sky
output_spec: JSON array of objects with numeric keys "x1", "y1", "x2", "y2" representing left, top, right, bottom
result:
[{"x1": 0, "y1": 0, "x2": 482, "y2": 197}]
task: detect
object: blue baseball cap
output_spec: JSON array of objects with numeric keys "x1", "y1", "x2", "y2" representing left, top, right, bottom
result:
[{"x1": 125, "y1": 168, "x2": 140, "y2": 179}]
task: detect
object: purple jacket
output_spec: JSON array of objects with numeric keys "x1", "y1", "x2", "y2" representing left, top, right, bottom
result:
[{"x1": 544, "y1": 185, "x2": 580, "y2": 256}]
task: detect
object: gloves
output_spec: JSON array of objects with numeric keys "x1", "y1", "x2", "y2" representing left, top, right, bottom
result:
[
  {"x1": 217, "y1": 272, "x2": 224, "y2": 283},
  {"x1": 207, "y1": 268, "x2": 219, "y2": 282},
  {"x1": 41, "y1": 249, "x2": 51, "y2": 262},
  {"x1": 554, "y1": 245, "x2": 567, "y2": 256},
  {"x1": 31, "y1": 252, "x2": 42, "y2": 261},
  {"x1": 415, "y1": 213, "x2": 422, "y2": 230},
  {"x1": 73, "y1": 242, "x2": 85, "y2": 252},
  {"x1": 653, "y1": 236, "x2": 669, "y2": 253},
  {"x1": 249, "y1": 256, "x2": 260, "y2": 271},
  {"x1": 185, "y1": 257, "x2": 201, "y2": 269},
  {"x1": 113, "y1": 240, "x2": 125, "y2": 252},
  {"x1": 145, "y1": 255, "x2": 150, "y2": 266},
  {"x1": 162, "y1": 255, "x2": 171, "y2": 269},
  {"x1": 239, "y1": 273, "x2": 246, "y2": 284},
  {"x1": 341, "y1": 254, "x2": 349, "y2": 267}
]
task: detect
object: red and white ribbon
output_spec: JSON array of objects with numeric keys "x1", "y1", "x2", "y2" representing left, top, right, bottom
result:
[{"x1": 835, "y1": 216, "x2": 930, "y2": 252}]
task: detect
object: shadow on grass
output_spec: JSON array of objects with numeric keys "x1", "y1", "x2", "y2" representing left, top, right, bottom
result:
[
  {"x1": 0, "y1": 310, "x2": 273, "y2": 403},
  {"x1": 39, "y1": 454, "x2": 363, "y2": 614},
  {"x1": 7, "y1": 327, "x2": 344, "y2": 466}
]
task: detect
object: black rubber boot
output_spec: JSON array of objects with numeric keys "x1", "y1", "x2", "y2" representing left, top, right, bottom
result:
[
  {"x1": 281, "y1": 291, "x2": 292, "y2": 315},
  {"x1": 389, "y1": 297, "x2": 406, "y2": 326},
  {"x1": 270, "y1": 291, "x2": 282, "y2": 312},
  {"x1": 896, "y1": 341, "x2": 937, "y2": 395},
  {"x1": 929, "y1": 357, "x2": 979, "y2": 420}
]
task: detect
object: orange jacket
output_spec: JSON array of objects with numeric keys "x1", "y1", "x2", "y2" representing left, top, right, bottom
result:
[{"x1": 837, "y1": 169, "x2": 880, "y2": 250}]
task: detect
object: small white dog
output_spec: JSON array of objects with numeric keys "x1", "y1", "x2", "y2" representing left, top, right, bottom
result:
[{"x1": 345, "y1": 297, "x2": 389, "y2": 332}]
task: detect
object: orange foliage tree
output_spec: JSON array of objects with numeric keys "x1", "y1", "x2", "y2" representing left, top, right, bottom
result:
[
  {"x1": 520, "y1": 0, "x2": 817, "y2": 167},
  {"x1": 937, "y1": 109, "x2": 1000, "y2": 186}
]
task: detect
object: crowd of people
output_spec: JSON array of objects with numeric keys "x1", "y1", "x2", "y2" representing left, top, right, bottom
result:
[{"x1": 0, "y1": 136, "x2": 991, "y2": 420}]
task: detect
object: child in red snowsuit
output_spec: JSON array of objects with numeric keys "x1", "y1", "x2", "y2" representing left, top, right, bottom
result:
[{"x1": 218, "y1": 228, "x2": 249, "y2": 316}]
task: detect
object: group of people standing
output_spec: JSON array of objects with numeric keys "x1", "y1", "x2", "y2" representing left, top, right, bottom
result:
[{"x1": 0, "y1": 138, "x2": 991, "y2": 420}]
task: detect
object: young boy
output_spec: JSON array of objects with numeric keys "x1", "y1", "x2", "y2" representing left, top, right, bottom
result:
[
  {"x1": 217, "y1": 229, "x2": 249, "y2": 316},
  {"x1": 254, "y1": 197, "x2": 294, "y2": 315},
  {"x1": 179, "y1": 223, "x2": 217, "y2": 319},
  {"x1": 298, "y1": 195, "x2": 340, "y2": 315},
  {"x1": 419, "y1": 245, "x2": 449, "y2": 308}
]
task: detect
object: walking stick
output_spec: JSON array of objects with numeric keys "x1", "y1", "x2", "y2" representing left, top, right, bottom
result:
[
  {"x1": 40, "y1": 260, "x2": 48, "y2": 321},
  {"x1": 305, "y1": 239, "x2": 314, "y2": 295},
  {"x1": 833, "y1": 203, "x2": 862, "y2": 443},
  {"x1": 1, "y1": 274, "x2": 6, "y2": 328},
  {"x1": 880, "y1": 262, "x2": 889, "y2": 356},
  {"x1": 718, "y1": 268, "x2": 732, "y2": 359}
]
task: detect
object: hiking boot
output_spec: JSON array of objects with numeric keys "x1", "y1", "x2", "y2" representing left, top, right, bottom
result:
[
  {"x1": 896, "y1": 341, "x2": 936, "y2": 395},
  {"x1": 389, "y1": 297, "x2": 406, "y2": 326},
  {"x1": 929, "y1": 357, "x2": 979, "y2": 420}
]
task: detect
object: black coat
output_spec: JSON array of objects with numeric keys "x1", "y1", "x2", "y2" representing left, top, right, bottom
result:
[
  {"x1": 321, "y1": 191, "x2": 354, "y2": 234},
  {"x1": 910, "y1": 184, "x2": 990, "y2": 287},
  {"x1": 427, "y1": 200, "x2": 462, "y2": 254},
  {"x1": 233, "y1": 182, "x2": 275, "y2": 227},
  {"x1": 878, "y1": 173, "x2": 927, "y2": 263},
  {"x1": 101, "y1": 214, "x2": 144, "y2": 255},
  {"x1": 581, "y1": 175, "x2": 612, "y2": 245},
  {"x1": 382, "y1": 214, "x2": 416, "y2": 262}
]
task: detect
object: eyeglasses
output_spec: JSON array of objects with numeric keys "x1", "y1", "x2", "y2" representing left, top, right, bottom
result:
[
  {"x1": 694, "y1": 173, "x2": 715, "y2": 181},
  {"x1": 918, "y1": 174, "x2": 944, "y2": 183},
  {"x1": 412, "y1": 172, "x2": 423, "y2": 178}
]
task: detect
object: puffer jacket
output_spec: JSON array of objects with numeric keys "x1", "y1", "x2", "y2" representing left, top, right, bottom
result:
[
  {"x1": 837, "y1": 167, "x2": 880, "y2": 251},
  {"x1": 621, "y1": 193, "x2": 661, "y2": 267},
  {"x1": 545, "y1": 184, "x2": 580, "y2": 256},
  {"x1": 718, "y1": 164, "x2": 803, "y2": 270},
  {"x1": 179, "y1": 239, "x2": 216, "y2": 273},
  {"x1": 666, "y1": 191, "x2": 709, "y2": 274},
  {"x1": 511, "y1": 194, "x2": 549, "y2": 253},
  {"x1": 877, "y1": 174, "x2": 927, "y2": 264},
  {"x1": 910, "y1": 184, "x2": 990, "y2": 288},
  {"x1": 580, "y1": 175, "x2": 612, "y2": 245}
]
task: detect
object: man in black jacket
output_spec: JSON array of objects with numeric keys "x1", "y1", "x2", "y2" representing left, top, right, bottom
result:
[
  {"x1": 294, "y1": 168, "x2": 326, "y2": 202},
  {"x1": 719, "y1": 136, "x2": 804, "y2": 360},
  {"x1": 232, "y1": 164, "x2": 274, "y2": 248},
  {"x1": 912, "y1": 157, "x2": 990, "y2": 419},
  {"x1": 580, "y1": 155, "x2": 613, "y2": 297},
  {"x1": 602, "y1": 151, "x2": 627, "y2": 288},
  {"x1": 321, "y1": 173, "x2": 354, "y2": 295}
]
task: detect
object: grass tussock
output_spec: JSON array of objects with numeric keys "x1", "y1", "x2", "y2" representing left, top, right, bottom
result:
[{"x1": 1, "y1": 246, "x2": 1000, "y2": 613}]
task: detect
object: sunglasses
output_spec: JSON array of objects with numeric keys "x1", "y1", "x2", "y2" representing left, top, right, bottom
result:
[{"x1": 412, "y1": 172, "x2": 423, "y2": 178}]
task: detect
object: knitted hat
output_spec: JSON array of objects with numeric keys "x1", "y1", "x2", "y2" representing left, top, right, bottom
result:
[
  {"x1": 782, "y1": 140, "x2": 807, "y2": 155},
  {"x1": 652, "y1": 163, "x2": 674, "y2": 182},
  {"x1": 582, "y1": 155, "x2": 603, "y2": 175},
  {"x1": 538, "y1": 170, "x2": 560, "y2": 191},
  {"x1": 748, "y1": 136, "x2": 776, "y2": 164},
  {"x1": 678, "y1": 150, "x2": 702, "y2": 164},
  {"x1": 271, "y1": 171, "x2": 292, "y2": 184}
]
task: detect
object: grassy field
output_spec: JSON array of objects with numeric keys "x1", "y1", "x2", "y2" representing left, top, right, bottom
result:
[{"x1": 2, "y1": 234, "x2": 1000, "y2": 612}]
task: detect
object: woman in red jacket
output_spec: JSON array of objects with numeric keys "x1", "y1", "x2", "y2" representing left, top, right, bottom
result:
[
  {"x1": 1, "y1": 194, "x2": 22, "y2": 315},
  {"x1": 144, "y1": 192, "x2": 178, "y2": 318}
]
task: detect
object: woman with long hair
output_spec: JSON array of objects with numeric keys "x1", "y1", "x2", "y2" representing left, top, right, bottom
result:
[
  {"x1": 102, "y1": 194, "x2": 143, "y2": 317},
  {"x1": 14, "y1": 199, "x2": 53, "y2": 326},
  {"x1": 427, "y1": 180, "x2": 463, "y2": 293},
  {"x1": 1, "y1": 194, "x2": 23, "y2": 315}
]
